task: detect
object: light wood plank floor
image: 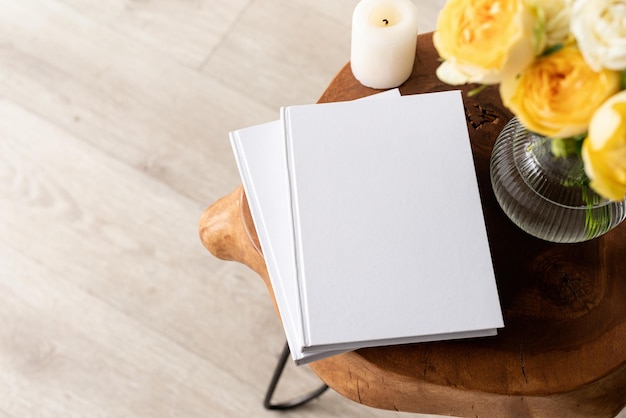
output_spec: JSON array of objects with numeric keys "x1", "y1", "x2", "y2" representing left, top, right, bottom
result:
[{"x1": 1, "y1": 1, "x2": 623, "y2": 417}]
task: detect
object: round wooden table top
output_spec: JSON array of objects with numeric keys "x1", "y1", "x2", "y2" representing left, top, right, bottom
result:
[{"x1": 199, "y1": 33, "x2": 626, "y2": 418}]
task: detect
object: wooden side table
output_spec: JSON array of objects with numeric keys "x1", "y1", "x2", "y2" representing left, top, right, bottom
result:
[{"x1": 199, "y1": 33, "x2": 626, "y2": 418}]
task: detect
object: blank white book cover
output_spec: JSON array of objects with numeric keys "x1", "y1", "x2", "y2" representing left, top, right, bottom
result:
[
  {"x1": 230, "y1": 121, "x2": 321, "y2": 363},
  {"x1": 229, "y1": 89, "x2": 401, "y2": 364},
  {"x1": 282, "y1": 91, "x2": 504, "y2": 352}
]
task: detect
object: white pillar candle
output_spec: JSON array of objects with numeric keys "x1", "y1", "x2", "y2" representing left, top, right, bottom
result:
[{"x1": 350, "y1": 0, "x2": 419, "y2": 89}]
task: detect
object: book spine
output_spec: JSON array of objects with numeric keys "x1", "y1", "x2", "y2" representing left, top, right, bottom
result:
[{"x1": 281, "y1": 106, "x2": 311, "y2": 351}]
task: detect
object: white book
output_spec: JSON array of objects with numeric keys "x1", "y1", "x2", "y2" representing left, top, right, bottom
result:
[
  {"x1": 230, "y1": 90, "x2": 401, "y2": 364},
  {"x1": 231, "y1": 121, "x2": 345, "y2": 364},
  {"x1": 281, "y1": 91, "x2": 504, "y2": 353}
]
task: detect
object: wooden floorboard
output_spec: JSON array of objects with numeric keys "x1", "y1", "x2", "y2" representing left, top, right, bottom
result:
[{"x1": 1, "y1": 0, "x2": 622, "y2": 416}]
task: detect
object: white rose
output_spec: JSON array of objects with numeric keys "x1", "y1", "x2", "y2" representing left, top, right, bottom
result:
[
  {"x1": 539, "y1": 0, "x2": 572, "y2": 46},
  {"x1": 571, "y1": 0, "x2": 626, "y2": 71}
]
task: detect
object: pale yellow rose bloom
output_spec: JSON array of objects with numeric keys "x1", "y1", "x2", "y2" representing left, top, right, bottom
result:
[
  {"x1": 434, "y1": 0, "x2": 542, "y2": 85},
  {"x1": 500, "y1": 45, "x2": 621, "y2": 138},
  {"x1": 582, "y1": 91, "x2": 626, "y2": 201}
]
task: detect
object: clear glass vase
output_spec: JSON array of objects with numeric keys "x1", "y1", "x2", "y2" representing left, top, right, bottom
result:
[{"x1": 490, "y1": 118, "x2": 626, "y2": 243}]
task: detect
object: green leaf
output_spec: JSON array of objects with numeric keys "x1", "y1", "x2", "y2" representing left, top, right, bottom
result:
[
  {"x1": 467, "y1": 84, "x2": 488, "y2": 97},
  {"x1": 550, "y1": 136, "x2": 584, "y2": 158},
  {"x1": 541, "y1": 43, "x2": 564, "y2": 57}
]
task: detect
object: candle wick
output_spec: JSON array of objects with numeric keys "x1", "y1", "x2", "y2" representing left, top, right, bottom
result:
[{"x1": 382, "y1": 19, "x2": 389, "y2": 25}]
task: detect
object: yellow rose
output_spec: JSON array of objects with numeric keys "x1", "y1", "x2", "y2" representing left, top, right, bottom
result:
[
  {"x1": 582, "y1": 91, "x2": 626, "y2": 201},
  {"x1": 500, "y1": 45, "x2": 621, "y2": 138},
  {"x1": 434, "y1": 0, "x2": 541, "y2": 85}
]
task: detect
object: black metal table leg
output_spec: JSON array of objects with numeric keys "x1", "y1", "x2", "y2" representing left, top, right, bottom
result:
[{"x1": 263, "y1": 342, "x2": 329, "y2": 410}]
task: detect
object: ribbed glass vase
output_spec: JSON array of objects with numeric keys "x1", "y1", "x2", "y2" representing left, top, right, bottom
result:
[{"x1": 490, "y1": 118, "x2": 626, "y2": 243}]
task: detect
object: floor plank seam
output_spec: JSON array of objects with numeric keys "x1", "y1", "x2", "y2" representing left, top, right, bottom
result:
[{"x1": 197, "y1": 0, "x2": 256, "y2": 72}]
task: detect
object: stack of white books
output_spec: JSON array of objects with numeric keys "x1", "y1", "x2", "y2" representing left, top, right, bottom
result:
[{"x1": 230, "y1": 89, "x2": 504, "y2": 365}]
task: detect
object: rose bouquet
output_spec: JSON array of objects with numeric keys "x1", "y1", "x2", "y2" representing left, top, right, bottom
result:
[{"x1": 433, "y1": 0, "x2": 626, "y2": 202}]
